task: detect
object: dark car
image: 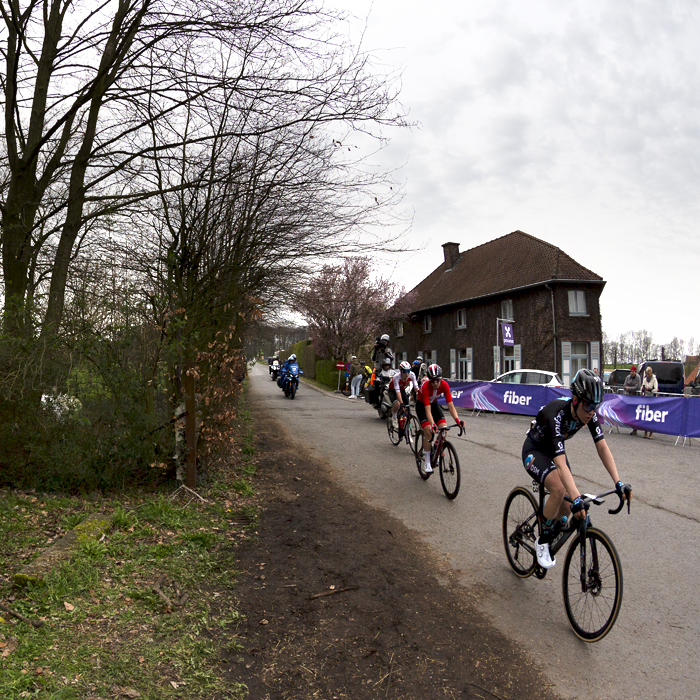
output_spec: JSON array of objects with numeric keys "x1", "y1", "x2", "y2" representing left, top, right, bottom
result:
[
  {"x1": 606, "y1": 368, "x2": 631, "y2": 391},
  {"x1": 637, "y1": 360, "x2": 685, "y2": 395}
]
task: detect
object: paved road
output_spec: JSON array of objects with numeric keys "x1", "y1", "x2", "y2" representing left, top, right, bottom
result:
[{"x1": 251, "y1": 364, "x2": 700, "y2": 700}]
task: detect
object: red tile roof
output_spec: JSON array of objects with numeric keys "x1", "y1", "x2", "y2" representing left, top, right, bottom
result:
[{"x1": 409, "y1": 230, "x2": 604, "y2": 313}]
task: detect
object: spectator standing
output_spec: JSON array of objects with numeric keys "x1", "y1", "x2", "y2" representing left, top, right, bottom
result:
[
  {"x1": 641, "y1": 366, "x2": 659, "y2": 439},
  {"x1": 624, "y1": 366, "x2": 642, "y2": 435},
  {"x1": 349, "y1": 356, "x2": 364, "y2": 399}
]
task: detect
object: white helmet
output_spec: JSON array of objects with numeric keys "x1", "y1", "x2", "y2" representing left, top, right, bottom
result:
[
  {"x1": 289, "y1": 354, "x2": 297, "y2": 362},
  {"x1": 399, "y1": 361, "x2": 411, "y2": 372},
  {"x1": 380, "y1": 333, "x2": 390, "y2": 342}
]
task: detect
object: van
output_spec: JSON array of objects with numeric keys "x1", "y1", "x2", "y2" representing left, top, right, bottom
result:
[
  {"x1": 637, "y1": 360, "x2": 685, "y2": 395},
  {"x1": 607, "y1": 368, "x2": 631, "y2": 391}
]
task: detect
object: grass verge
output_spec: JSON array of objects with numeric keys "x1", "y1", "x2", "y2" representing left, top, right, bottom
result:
[{"x1": 0, "y1": 397, "x2": 258, "y2": 700}]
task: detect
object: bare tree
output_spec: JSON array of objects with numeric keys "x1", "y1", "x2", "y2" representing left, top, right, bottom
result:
[
  {"x1": 298, "y1": 257, "x2": 413, "y2": 360},
  {"x1": 0, "y1": 0, "x2": 406, "y2": 339}
]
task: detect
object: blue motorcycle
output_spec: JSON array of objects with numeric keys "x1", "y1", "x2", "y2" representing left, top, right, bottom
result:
[{"x1": 280, "y1": 362, "x2": 302, "y2": 399}]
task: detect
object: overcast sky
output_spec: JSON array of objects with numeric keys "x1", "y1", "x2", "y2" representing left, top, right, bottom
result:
[{"x1": 328, "y1": 0, "x2": 700, "y2": 349}]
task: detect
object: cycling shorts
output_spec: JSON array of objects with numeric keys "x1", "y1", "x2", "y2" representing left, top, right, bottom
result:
[
  {"x1": 416, "y1": 400, "x2": 445, "y2": 428},
  {"x1": 388, "y1": 387, "x2": 410, "y2": 404},
  {"x1": 522, "y1": 436, "x2": 570, "y2": 485}
]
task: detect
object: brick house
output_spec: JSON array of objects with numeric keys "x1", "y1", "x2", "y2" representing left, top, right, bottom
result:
[{"x1": 392, "y1": 231, "x2": 605, "y2": 384}]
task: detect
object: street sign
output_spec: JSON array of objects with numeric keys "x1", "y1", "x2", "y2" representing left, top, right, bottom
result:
[{"x1": 336, "y1": 361, "x2": 345, "y2": 369}]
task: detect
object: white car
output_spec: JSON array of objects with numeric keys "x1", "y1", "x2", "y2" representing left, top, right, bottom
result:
[{"x1": 493, "y1": 369, "x2": 564, "y2": 387}]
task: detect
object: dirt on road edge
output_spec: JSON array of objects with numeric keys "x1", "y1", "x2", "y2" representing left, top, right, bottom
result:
[{"x1": 221, "y1": 394, "x2": 563, "y2": 700}]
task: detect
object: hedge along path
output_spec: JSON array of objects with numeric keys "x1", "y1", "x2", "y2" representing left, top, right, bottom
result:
[{"x1": 12, "y1": 514, "x2": 112, "y2": 589}]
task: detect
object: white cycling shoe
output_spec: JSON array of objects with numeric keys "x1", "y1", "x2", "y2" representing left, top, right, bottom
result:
[
  {"x1": 535, "y1": 537, "x2": 556, "y2": 569},
  {"x1": 423, "y1": 461, "x2": 433, "y2": 474}
]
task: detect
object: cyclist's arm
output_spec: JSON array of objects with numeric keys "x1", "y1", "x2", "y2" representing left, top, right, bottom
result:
[
  {"x1": 553, "y1": 454, "x2": 581, "y2": 502},
  {"x1": 445, "y1": 400, "x2": 460, "y2": 424},
  {"x1": 595, "y1": 439, "x2": 621, "y2": 484}
]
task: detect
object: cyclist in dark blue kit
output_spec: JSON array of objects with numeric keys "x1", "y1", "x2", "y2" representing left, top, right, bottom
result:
[{"x1": 522, "y1": 368, "x2": 630, "y2": 569}]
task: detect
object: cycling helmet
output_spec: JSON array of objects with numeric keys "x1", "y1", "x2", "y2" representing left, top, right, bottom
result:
[
  {"x1": 380, "y1": 333, "x2": 390, "y2": 343},
  {"x1": 399, "y1": 360, "x2": 411, "y2": 372},
  {"x1": 426, "y1": 363, "x2": 442, "y2": 380},
  {"x1": 570, "y1": 368, "x2": 603, "y2": 406},
  {"x1": 289, "y1": 354, "x2": 297, "y2": 362}
]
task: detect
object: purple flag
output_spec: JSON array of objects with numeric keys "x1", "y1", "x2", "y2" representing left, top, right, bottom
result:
[{"x1": 502, "y1": 322, "x2": 514, "y2": 346}]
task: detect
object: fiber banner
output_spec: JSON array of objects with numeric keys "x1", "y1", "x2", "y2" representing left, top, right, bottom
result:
[
  {"x1": 683, "y1": 397, "x2": 700, "y2": 438},
  {"x1": 438, "y1": 381, "x2": 700, "y2": 438}
]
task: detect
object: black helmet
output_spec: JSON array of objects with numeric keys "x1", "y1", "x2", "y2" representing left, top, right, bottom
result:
[
  {"x1": 570, "y1": 368, "x2": 603, "y2": 405},
  {"x1": 426, "y1": 363, "x2": 442, "y2": 380}
]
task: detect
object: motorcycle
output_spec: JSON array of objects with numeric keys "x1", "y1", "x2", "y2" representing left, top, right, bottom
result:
[
  {"x1": 281, "y1": 362, "x2": 302, "y2": 399},
  {"x1": 367, "y1": 375, "x2": 393, "y2": 419},
  {"x1": 269, "y1": 359, "x2": 280, "y2": 381}
]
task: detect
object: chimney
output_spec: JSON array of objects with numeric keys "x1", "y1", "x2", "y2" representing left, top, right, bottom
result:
[{"x1": 442, "y1": 242, "x2": 460, "y2": 269}]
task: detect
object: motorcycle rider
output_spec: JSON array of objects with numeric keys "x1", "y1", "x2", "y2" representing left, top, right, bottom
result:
[
  {"x1": 278, "y1": 353, "x2": 297, "y2": 388},
  {"x1": 372, "y1": 334, "x2": 394, "y2": 371}
]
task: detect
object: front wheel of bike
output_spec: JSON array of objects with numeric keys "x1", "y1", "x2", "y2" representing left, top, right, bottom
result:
[
  {"x1": 562, "y1": 527, "x2": 623, "y2": 642},
  {"x1": 413, "y1": 432, "x2": 431, "y2": 480},
  {"x1": 387, "y1": 415, "x2": 401, "y2": 445},
  {"x1": 502, "y1": 486, "x2": 539, "y2": 578},
  {"x1": 406, "y1": 416, "x2": 421, "y2": 454},
  {"x1": 438, "y1": 442, "x2": 460, "y2": 499},
  {"x1": 290, "y1": 383, "x2": 296, "y2": 400}
]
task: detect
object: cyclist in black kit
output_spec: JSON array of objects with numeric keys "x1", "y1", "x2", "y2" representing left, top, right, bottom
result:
[{"x1": 522, "y1": 368, "x2": 630, "y2": 569}]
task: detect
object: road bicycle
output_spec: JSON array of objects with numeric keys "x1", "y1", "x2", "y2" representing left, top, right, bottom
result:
[
  {"x1": 502, "y1": 480, "x2": 632, "y2": 641},
  {"x1": 413, "y1": 423, "x2": 464, "y2": 500},
  {"x1": 386, "y1": 403, "x2": 421, "y2": 455}
]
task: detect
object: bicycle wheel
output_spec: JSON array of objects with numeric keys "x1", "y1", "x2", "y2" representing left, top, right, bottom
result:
[
  {"x1": 502, "y1": 486, "x2": 539, "y2": 578},
  {"x1": 386, "y1": 415, "x2": 401, "y2": 445},
  {"x1": 438, "y1": 442, "x2": 460, "y2": 499},
  {"x1": 562, "y1": 527, "x2": 623, "y2": 642},
  {"x1": 406, "y1": 416, "x2": 421, "y2": 454},
  {"x1": 413, "y1": 432, "x2": 431, "y2": 480}
]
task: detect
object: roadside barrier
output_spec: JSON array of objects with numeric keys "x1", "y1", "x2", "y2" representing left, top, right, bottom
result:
[{"x1": 438, "y1": 381, "x2": 698, "y2": 442}]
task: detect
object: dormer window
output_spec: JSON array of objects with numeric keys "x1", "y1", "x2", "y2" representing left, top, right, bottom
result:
[{"x1": 423, "y1": 315, "x2": 432, "y2": 333}]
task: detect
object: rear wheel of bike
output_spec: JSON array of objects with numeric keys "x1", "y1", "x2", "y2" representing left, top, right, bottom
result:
[
  {"x1": 502, "y1": 486, "x2": 539, "y2": 578},
  {"x1": 562, "y1": 527, "x2": 623, "y2": 642},
  {"x1": 290, "y1": 383, "x2": 296, "y2": 400},
  {"x1": 413, "y1": 432, "x2": 431, "y2": 480},
  {"x1": 387, "y1": 415, "x2": 401, "y2": 445},
  {"x1": 438, "y1": 442, "x2": 460, "y2": 499},
  {"x1": 406, "y1": 416, "x2": 421, "y2": 454}
]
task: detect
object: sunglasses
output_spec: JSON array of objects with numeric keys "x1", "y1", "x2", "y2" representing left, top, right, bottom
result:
[
  {"x1": 400, "y1": 368, "x2": 410, "y2": 373},
  {"x1": 430, "y1": 378, "x2": 441, "y2": 383},
  {"x1": 581, "y1": 401, "x2": 600, "y2": 412}
]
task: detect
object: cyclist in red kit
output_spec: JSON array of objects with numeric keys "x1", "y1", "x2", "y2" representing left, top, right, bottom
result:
[{"x1": 415, "y1": 364, "x2": 463, "y2": 473}]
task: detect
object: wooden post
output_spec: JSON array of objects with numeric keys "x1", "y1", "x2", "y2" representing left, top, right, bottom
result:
[{"x1": 184, "y1": 362, "x2": 196, "y2": 489}]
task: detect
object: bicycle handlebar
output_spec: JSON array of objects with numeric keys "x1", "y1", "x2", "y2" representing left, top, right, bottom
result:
[
  {"x1": 432, "y1": 422, "x2": 464, "y2": 437},
  {"x1": 564, "y1": 487, "x2": 632, "y2": 515}
]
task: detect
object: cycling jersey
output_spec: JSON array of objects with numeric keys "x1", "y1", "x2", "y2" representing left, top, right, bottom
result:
[
  {"x1": 391, "y1": 371, "x2": 419, "y2": 395},
  {"x1": 526, "y1": 398, "x2": 605, "y2": 459},
  {"x1": 417, "y1": 378, "x2": 452, "y2": 406}
]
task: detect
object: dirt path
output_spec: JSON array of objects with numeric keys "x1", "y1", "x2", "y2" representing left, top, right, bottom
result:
[{"x1": 224, "y1": 397, "x2": 563, "y2": 700}]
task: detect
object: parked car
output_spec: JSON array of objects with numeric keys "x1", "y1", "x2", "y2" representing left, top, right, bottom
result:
[
  {"x1": 493, "y1": 369, "x2": 564, "y2": 387},
  {"x1": 637, "y1": 360, "x2": 685, "y2": 395},
  {"x1": 606, "y1": 368, "x2": 631, "y2": 391}
]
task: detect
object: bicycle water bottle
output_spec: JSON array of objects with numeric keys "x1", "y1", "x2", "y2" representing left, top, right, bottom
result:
[{"x1": 399, "y1": 415, "x2": 406, "y2": 430}]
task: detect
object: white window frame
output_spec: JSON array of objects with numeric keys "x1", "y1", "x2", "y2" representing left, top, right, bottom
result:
[
  {"x1": 571, "y1": 341, "x2": 589, "y2": 375},
  {"x1": 561, "y1": 341, "x2": 572, "y2": 385},
  {"x1": 423, "y1": 315, "x2": 432, "y2": 333},
  {"x1": 456, "y1": 308, "x2": 467, "y2": 329},
  {"x1": 501, "y1": 299, "x2": 514, "y2": 322},
  {"x1": 450, "y1": 349, "x2": 457, "y2": 379},
  {"x1": 396, "y1": 321, "x2": 404, "y2": 337},
  {"x1": 458, "y1": 348, "x2": 473, "y2": 381},
  {"x1": 568, "y1": 290, "x2": 588, "y2": 316}
]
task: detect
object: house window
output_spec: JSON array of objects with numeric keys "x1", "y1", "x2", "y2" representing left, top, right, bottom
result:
[
  {"x1": 571, "y1": 341, "x2": 589, "y2": 375},
  {"x1": 457, "y1": 348, "x2": 473, "y2": 381},
  {"x1": 568, "y1": 290, "x2": 587, "y2": 316},
  {"x1": 503, "y1": 345, "x2": 516, "y2": 373},
  {"x1": 423, "y1": 315, "x2": 432, "y2": 333},
  {"x1": 423, "y1": 350, "x2": 437, "y2": 365},
  {"x1": 396, "y1": 321, "x2": 404, "y2": 337},
  {"x1": 456, "y1": 308, "x2": 467, "y2": 329},
  {"x1": 501, "y1": 299, "x2": 514, "y2": 321}
]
